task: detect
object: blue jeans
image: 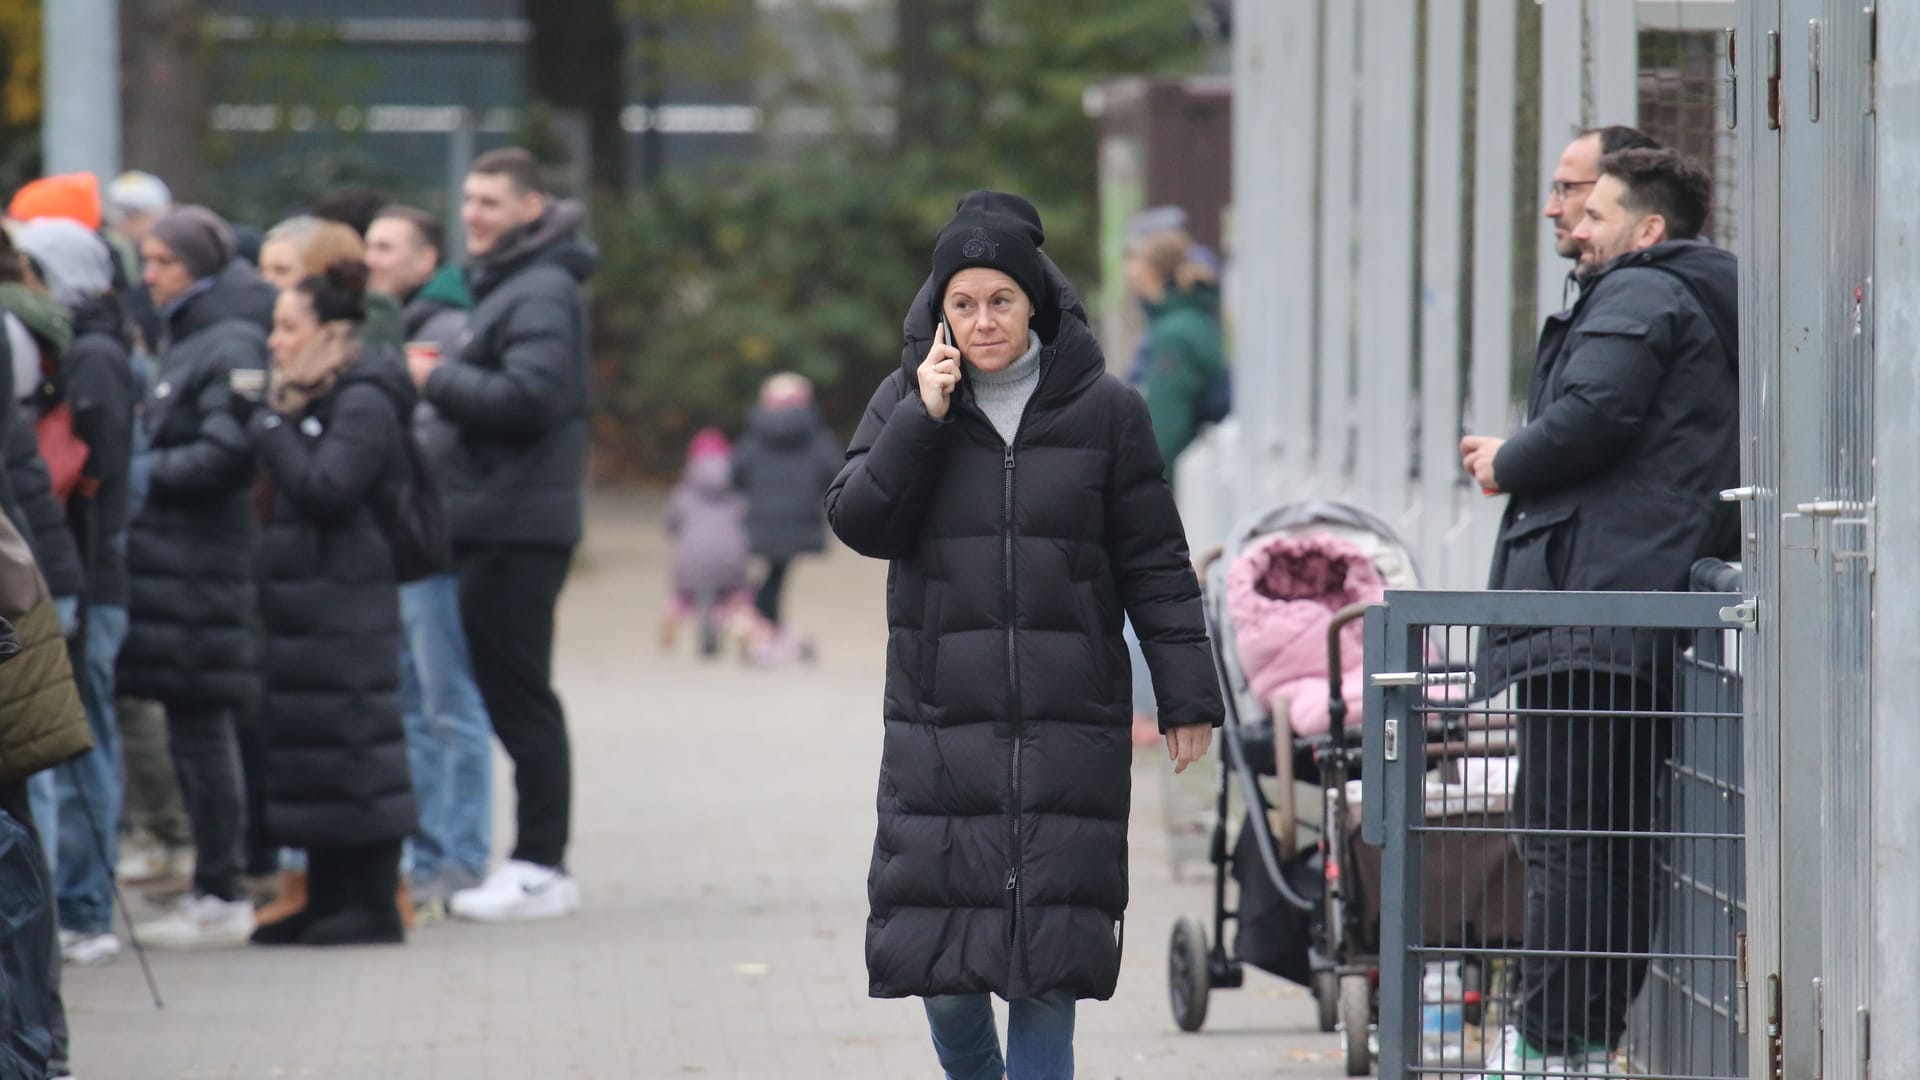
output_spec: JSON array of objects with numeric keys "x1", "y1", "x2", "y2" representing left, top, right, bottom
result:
[
  {"x1": 923, "y1": 992, "x2": 1076, "y2": 1080},
  {"x1": 52, "y1": 605, "x2": 128, "y2": 934},
  {"x1": 25, "y1": 599, "x2": 84, "y2": 876},
  {"x1": 399, "y1": 572, "x2": 493, "y2": 881}
]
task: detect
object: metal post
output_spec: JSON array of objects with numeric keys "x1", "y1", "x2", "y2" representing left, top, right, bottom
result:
[
  {"x1": 1875, "y1": 5, "x2": 1920, "y2": 1071},
  {"x1": 41, "y1": 0, "x2": 121, "y2": 179},
  {"x1": 1419, "y1": 0, "x2": 1467, "y2": 588},
  {"x1": 1468, "y1": 0, "x2": 1520, "y2": 588},
  {"x1": 446, "y1": 108, "x2": 477, "y2": 263},
  {"x1": 1315, "y1": 0, "x2": 1359, "y2": 498},
  {"x1": 1355, "y1": 0, "x2": 1416, "y2": 525},
  {"x1": 1230, "y1": 0, "x2": 1320, "y2": 522},
  {"x1": 1536, "y1": 0, "x2": 1584, "y2": 329}
]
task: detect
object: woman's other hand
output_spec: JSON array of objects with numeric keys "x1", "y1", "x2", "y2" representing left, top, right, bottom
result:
[
  {"x1": 918, "y1": 321, "x2": 962, "y2": 420},
  {"x1": 1166, "y1": 723, "x2": 1212, "y2": 774}
]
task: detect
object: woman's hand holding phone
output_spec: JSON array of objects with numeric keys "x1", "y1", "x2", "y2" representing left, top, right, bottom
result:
[{"x1": 918, "y1": 320, "x2": 962, "y2": 420}]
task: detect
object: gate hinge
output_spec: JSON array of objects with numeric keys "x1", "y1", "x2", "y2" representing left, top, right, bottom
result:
[
  {"x1": 1768, "y1": 974, "x2": 1786, "y2": 1080},
  {"x1": 1721, "y1": 599, "x2": 1758, "y2": 628},
  {"x1": 1860, "y1": 1006, "x2": 1871, "y2": 1079},
  {"x1": 1736, "y1": 933, "x2": 1750, "y2": 1035}
]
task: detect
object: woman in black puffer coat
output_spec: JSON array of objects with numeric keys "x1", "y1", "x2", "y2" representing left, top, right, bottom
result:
[
  {"x1": 244, "y1": 261, "x2": 417, "y2": 947},
  {"x1": 826, "y1": 191, "x2": 1222, "y2": 1079}
]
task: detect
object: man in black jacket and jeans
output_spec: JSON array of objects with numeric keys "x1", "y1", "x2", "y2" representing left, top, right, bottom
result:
[
  {"x1": 1461, "y1": 148, "x2": 1739, "y2": 1073},
  {"x1": 407, "y1": 149, "x2": 592, "y2": 921}
]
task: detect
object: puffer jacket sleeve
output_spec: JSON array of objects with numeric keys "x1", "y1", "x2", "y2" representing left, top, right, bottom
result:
[
  {"x1": 423, "y1": 280, "x2": 579, "y2": 438},
  {"x1": 148, "y1": 336, "x2": 261, "y2": 499},
  {"x1": 251, "y1": 383, "x2": 400, "y2": 526},
  {"x1": 824, "y1": 371, "x2": 950, "y2": 559},
  {"x1": 1105, "y1": 387, "x2": 1223, "y2": 732}
]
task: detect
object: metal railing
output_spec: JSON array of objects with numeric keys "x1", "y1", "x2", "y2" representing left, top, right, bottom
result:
[{"x1": 1363, "y1": 589, "x2": 1746, "y2": 1078}]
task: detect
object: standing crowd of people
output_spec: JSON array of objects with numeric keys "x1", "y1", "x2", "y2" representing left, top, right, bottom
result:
[{"x1": 0, "y1": 146, "x2": 596, "y2": 1079}]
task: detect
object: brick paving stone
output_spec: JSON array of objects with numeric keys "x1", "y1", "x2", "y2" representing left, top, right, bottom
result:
[{"x1": 64, "y1": 494, "x2": 1357, "y2": 1079}]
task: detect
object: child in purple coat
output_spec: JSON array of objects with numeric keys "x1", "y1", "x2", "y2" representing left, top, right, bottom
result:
[{"x1": 663, "y1": 428, "x2": 753, "y2": 656}]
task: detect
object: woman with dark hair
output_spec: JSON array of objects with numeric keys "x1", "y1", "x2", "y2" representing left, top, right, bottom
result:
[
  {"x1": 826, "y1": 191, "x2": 1222, "y2": 1078},
  {"x1": 243, "y1": 259, "x2": 418, "y2": 946}
]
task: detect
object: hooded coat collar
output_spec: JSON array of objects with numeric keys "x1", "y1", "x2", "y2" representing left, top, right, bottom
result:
[{"x1": 465, "y1": 200, "x2": 599, "y2": 300}]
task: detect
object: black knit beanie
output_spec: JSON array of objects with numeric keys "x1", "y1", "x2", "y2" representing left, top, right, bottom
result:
[
  {"x1": 929, "y1": 191, "x2": 1048, "y2": 316},
  {"x1": 149, "y1": 205, "x2": 236, "y2": 281}
]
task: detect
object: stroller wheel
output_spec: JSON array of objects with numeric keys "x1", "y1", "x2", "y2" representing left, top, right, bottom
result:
[
  {"x1": 1337, "y1": 974, "x2": 1372, "y2": 1076},
  {"x1": 1167, "y1": 916, "x2": 1211, "y2": 1032},
  {"x1": 1313, "y1": 968, "x2": 1339, "y2": 1033}
]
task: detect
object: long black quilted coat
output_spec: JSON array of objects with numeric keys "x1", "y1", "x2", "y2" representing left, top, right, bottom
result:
[
  {"x1": 250, "y1": 349, "x2": 418, "y2": 848},
  {"x1": 120, "y1": 260, "x2": 273, "y2": 709},
  {"x1": 826, "y1": 279, "x2": 1223, "y2": 1002}
]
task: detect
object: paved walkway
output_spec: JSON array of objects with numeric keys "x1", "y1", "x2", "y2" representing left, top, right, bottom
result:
[{"x1": 65, "y1": 494, "x2": 1353, "y2": 1079}]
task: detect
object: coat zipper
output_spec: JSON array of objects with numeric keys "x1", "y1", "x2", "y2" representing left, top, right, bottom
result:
[{"x1": 999, "y1": 353, "x2": 1048, "y2": 988}]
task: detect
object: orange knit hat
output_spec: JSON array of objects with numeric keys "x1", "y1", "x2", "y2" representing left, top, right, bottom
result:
[{"x1": 8, "y1": 173, "x2": 104, "y2": 232}]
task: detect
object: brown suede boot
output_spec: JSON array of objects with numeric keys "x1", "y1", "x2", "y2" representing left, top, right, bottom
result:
[
  {"x1": 396, "y1": 879, "x2": 415, "y2": 931},
  {"x1": 252, "y1": 869, "x2": 309, "y2": 927}
]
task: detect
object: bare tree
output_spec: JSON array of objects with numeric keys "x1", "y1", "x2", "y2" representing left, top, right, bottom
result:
[{"x1": 121, "y1": 0, "x2": 208, "y2": 200}]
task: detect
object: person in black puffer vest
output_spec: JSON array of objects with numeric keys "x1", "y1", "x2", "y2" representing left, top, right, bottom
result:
[
  {"x1": 242, "y1": 259, "x2": 417, "y2": 947},
  {"x1": 826, "y1": 191, "x2": 1223, "y2": 1078},
  {"x1": 121, "y1": 206, "x2": 273, "y2": 950}
]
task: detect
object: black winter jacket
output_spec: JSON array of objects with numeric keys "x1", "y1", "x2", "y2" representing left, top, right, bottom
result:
[
  {"x1": 251, "y1": 347, "x2": 418, "y2": 848},
  {"x1": 732, "y1": 404, "x2": 843, "y2": 562},
  {"x1": 827, "y1": 287, "x2": 1222, "y2": 1002},
  {"x1": 59, "y1": 296, "x2": 137, "y2": 608},
  {"x1": 5, "y1": 417, "x2": 82, "y2": 600},
  {"x1": 119, "y1": 260, "x2": 274, "y2": 709},
  {"x1": 1480, "y1": 239, "x2": 1739, "y2": 693},
  {"x1": 424, "y1": 205, "x2": 595, "y2": 550}
]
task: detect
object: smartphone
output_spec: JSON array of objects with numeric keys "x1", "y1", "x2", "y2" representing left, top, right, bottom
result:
[{"x1": 940, "y1": 315, "x2": 962, "y2": 368}]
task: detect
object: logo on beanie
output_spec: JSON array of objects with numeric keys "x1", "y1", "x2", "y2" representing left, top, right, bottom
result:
[{"x1": 962, "y1": 227, "x2": 997, "y2": 260}]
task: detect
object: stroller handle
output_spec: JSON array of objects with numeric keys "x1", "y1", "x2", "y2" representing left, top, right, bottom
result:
[{"x1": 1323, "y1": 602, "x2": 1373, "y2": 752}]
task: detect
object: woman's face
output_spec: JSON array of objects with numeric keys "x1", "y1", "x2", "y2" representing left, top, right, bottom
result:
[
  {"x1": 1124, "y1": 254, "x2": 1166, "y2": 305},
  {"x1": 268, "y1": 289, "x2": 320, "y2": 371},
  {"x1": 942, "y1": 268, "x2": 1034, "y2": 373},
  {"x1": 258, "y1": 239, "x2": 304, "y2": 293}
]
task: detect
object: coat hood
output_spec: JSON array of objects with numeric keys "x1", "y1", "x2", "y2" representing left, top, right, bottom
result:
[
  {"x1": 745, "y1": 403, "x2": 827, "y2": 449},
  {"x1": 1146, "y1": 281, "x2": 1221, "y2": 321},
  {"x1": 171, "y1": 258, "x2": 276, "y2": 343},
  {"x1": 0, "y1": 283, "x2": 73, "y2": 355},
  {"x1": 467, "y1": 200, "x2": 599, "y2": 300},
  {"x1": 1589, "y1": 239, "x2": 1737, "y2": 369}
]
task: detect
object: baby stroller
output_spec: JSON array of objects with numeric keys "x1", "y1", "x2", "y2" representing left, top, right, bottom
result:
[{"x1": 1165, "y1": 501, "x2": 1523, "y2": 1076}]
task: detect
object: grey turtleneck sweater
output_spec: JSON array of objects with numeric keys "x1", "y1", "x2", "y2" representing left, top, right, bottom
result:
[{"x1": 965, "y1": 331, "x2": 1043, "y2": 444}]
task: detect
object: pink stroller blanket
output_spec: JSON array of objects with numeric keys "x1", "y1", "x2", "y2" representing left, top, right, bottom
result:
[{"x1": 1226, "y1": 533, "x2": 1386, "y2": 737}]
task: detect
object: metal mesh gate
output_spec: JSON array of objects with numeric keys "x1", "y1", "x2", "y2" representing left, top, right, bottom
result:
[{"x1": 1363, "y1": 590, "x2": 1746, "y2": 1078}]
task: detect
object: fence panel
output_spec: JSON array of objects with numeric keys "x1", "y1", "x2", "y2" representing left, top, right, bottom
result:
[{"x1": 1369, "y1": 589, "x2": 1746, "y2": 1078}]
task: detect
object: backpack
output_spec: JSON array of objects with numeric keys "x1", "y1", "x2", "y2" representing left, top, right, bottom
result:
[{"x1": 375, "y1": 435, "x2": 451, "y2": 583}]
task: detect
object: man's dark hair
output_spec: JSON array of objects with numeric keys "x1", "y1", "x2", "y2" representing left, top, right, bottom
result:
[
  {"x1": 1583, "y1": 124, "x2": 1662, "y2": 156},
  {"x1": 373, "y1": 204, "x2": 446, "y2": 259},
  {"x1": 1598, "y1": 147, "x2": 1713, "y2": 241},
  {"x1": 309, "y1": 186, "x2": 392, "y2": 238},
  {"x1": 468, "y1": 148, "x2": 547, "y2": 197}
]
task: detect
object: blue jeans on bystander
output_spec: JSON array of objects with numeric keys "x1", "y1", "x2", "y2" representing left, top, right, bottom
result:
[
  {"x1": 922, "y1": 991, "x2": 1076, "y2": 1080},
  {"x1": 399, "y1": 572, "x2": 493, "y2": 882},
  {"x1": 53, "y1": 604, "x2": 129, "y2": 934}
]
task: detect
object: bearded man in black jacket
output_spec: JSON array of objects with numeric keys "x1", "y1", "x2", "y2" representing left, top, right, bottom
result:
[{"x1": 1461, "y1": 148, "x2": 1739, "y2": 1073}]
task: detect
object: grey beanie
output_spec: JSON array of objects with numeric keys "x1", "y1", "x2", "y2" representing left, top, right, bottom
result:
[
  {"x1": 1124, "y1": 205, "x2": 1189, "y2": 253},
  {"x1": 149, "y1": 204, "x2": 235, "y2": 280},
  {"x1": 14, "y1": 219, "x2": 113, "y2": 308}
]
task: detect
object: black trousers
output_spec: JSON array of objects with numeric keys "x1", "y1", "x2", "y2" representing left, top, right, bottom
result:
[
  {"x1": 162, "y1": 703, "x2": 247, "y2": 902},
  {"x1": 755, "y1": 558, "x2": 792, "y2": 626},
  {"x1": 1513, "y1": 671, "x2": 1671, "y2": 1056},
  {"x1": 454, "y1": 544, "x2": 574, "y2": 869}
]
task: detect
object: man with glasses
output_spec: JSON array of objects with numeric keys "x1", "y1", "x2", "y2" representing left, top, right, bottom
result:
[{"x1": 1462, "y1": 140, "x2": 1740, "y2": 1077}]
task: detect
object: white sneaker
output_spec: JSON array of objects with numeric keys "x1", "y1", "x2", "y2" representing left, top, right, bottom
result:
[
  {"x1": 134, "y1": 894, "x2": 254, "y2": 949},
  {"x1": 61, "y1": 931, "x2": 123, "y2": 966},
  {"x1": 1476, "y1": 1024, "x2": 1621, "y2": 1078},
  {"x1": 449, "y1": 860, "x2": 581, "y2": 923}
]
